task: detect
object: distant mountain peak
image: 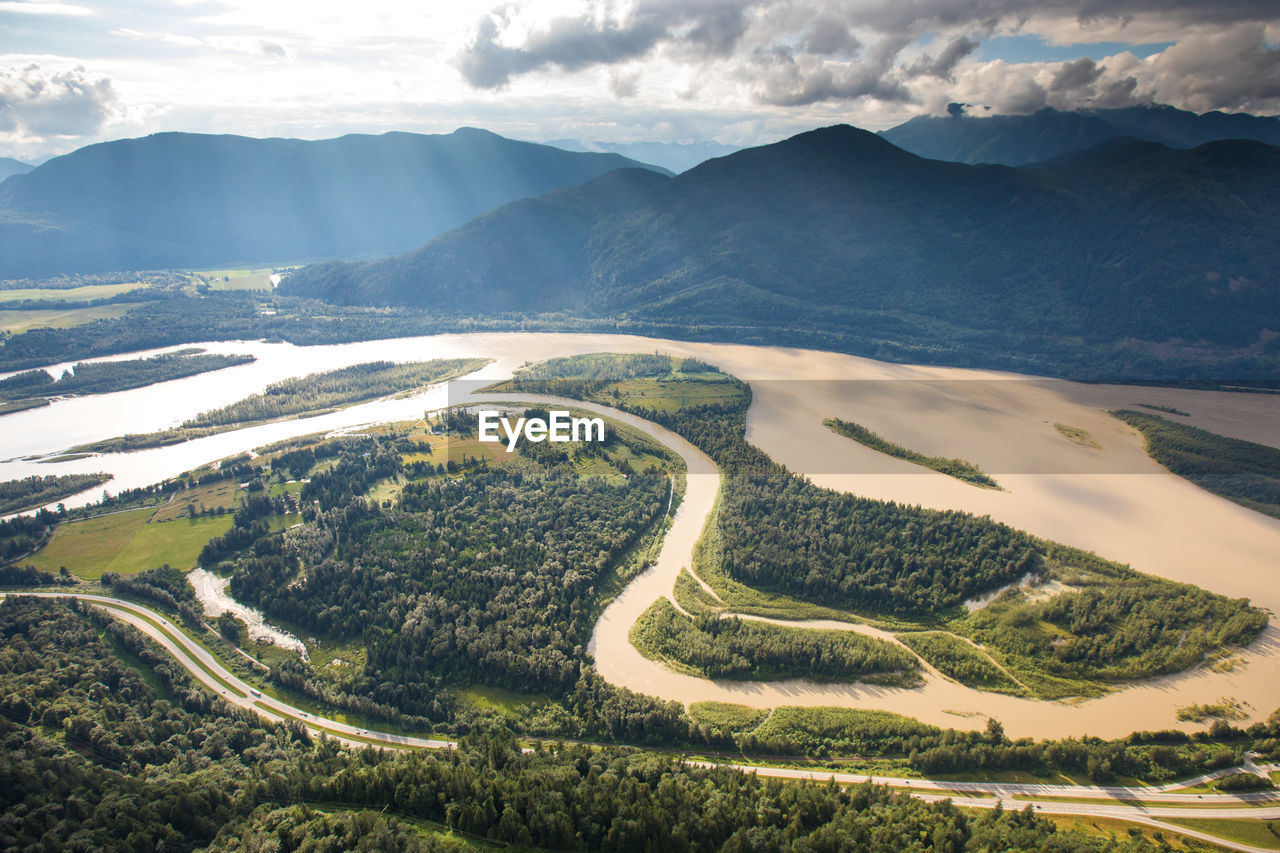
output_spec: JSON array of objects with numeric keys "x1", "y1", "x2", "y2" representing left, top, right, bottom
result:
[{"x1": 880, "y1": 103, "x2": 1280, "y2": 166}]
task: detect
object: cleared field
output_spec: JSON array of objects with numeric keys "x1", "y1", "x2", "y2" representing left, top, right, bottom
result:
[
  {"x1": 606, "y1": 375, "x2": 745, "y2": 412},
  {"x1": 0, "y1": 282, "x2": 145, "y2": 303},
  {"x1": 26, "y1": 506, "x2": 234, "y2": 579},
  {"x1": 0, "y1": 303, "x2": 138, "y2": 334},
  {"x1": 456, "y1": 685, "x2": 550, "y2": 715},
  {"x1": 150, "y1": 480, "x2": 242, "y2": 522},
  {"x1": 194, "y1": 268, "x2": 276, "y2": 291}
]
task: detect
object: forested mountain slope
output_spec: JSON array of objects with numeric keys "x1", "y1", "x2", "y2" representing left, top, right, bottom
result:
[
  {"x1": 283, "y1": 126, "x2": 1280, "y2": 375},
  {"x1": 0, "y1": 129, "x2": 666, "y2": 277}
]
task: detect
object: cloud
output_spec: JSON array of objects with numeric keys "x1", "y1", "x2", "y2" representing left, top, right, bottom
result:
[
  {"x1": 608, "y1": 69, "x2": 639, "y2": 98},
  {"x1": 1137, "y1": 24, "x2": 1280, "y2": 113},
  {"x1": 0, "y1": 1, "x2": 94, "y2": 16},
  {"x1": 457, "y1": 1, "x2": 750, "y2": 89},
  {"x1": 451, "y1": 0, "x2": 1280, "y2": 117},
  {"x1": 0, "y1": 65, "x2": 117, "y2": 137},
  {"x1": 748, "y1": 40, "x2": 914, "y2": 106},
  {"x1": 908, "y1": 35, "x2": 981, "y2": 80},
  {"x1": 1049, "y1": 56, "x2": 1102, "y2": 91}
]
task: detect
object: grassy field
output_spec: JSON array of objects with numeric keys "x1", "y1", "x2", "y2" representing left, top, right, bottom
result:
[
  {"x1": 897, "y1": 631, "x2": 1023, "y2": 693},
  {"x1": 194, "y1": 267, "x2": 277, "y2": 291},
  {"x1": 604, "y1": 374, "x2": 746, "y2": 412},
  {"x1": 0, "y1": 303, "x2": 138, "y2": 334},
  {"x1": 456, "y1": 685, "x2": 550, "y2": 715},
  {"x1": 688, "y1": 701, "x2": 771, "y2": 736},
  {"x1": 0, "y1": 282, "x2": 146, "y2": 303},
  {"x1": 1163, "y1": 817, "x2": 1280, "y2": 850},
  {"x1": 150, "y1": 480, "x2": 242, "y2": 522},
  {"x1": 1038, "y1": 814, "x2": 1225, "y2": 850},
  {"x1": 26, "y1": 506, "x2": 234, "y2": 579}
]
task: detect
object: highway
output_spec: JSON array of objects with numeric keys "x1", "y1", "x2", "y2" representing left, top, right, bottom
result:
[{"x1": 6, "y1": 590, "x2": 1280, "y2": 853}]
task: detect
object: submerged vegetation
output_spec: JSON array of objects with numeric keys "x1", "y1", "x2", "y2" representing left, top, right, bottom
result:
[
  {"x1": 1115, "y1": 408, "x2": 1280, "y2": 519},
  {"x1": 824, "y1": 417, "x2": 999, "y2": 488}
]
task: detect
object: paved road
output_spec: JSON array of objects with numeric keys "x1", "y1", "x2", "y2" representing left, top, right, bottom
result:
[{"x1": 7, "y1": 590, "x2": 1280, "y2": 852}]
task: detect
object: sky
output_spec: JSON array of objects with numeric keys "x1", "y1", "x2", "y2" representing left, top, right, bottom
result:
[{"x1": 1, "y1": 0, "x2": 1278, "y2": 162}]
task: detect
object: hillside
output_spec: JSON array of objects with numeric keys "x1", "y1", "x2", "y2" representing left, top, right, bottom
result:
[
  {"x1": 0, "y1": 129, "x2": 667, "y2": 278},
  {"x1": 880, "y1": 104, "x2": 1280, "y2": 166},
  {"x1": 282, "y1": 126, "x2": 1280, "y2": 377},
  {"x1": 0, "y1": 157, "x2": 31, "y2": 182}
]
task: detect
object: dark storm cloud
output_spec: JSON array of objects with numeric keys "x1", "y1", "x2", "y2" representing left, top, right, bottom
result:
[
  {"x1": 0, "y1": 65, "x2": 117, "y2": 136},
  {"x1": 908, "y1": 35, "x2": 980, "y2": 80},
  {"x1": 1050, "y1": 57, "x2": 1103, "y2": 91}
]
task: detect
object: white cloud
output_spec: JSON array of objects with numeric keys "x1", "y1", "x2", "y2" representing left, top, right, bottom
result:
[
  {"x1": 0, "y1": 65, "x2": 117, "y2": 138},
  {"x1": 0, "y1": 1, "x2": 94, "y2": 16}
]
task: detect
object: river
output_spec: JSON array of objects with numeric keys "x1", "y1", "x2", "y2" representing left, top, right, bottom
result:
[{"x1": 3, "y1": 331, "x2": 1279, "y2": 738}]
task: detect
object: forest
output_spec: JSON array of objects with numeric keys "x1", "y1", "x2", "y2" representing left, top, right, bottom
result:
[
  {"x1": 156, "y1": 417, "x2": 693, "y2": 742},
  {"x1": 0, "y1": 596, "x2": 1235, "y2": 852},
  {"x1": 0, "y1": 473, "x2": 112, "y2": 515},
  {"x1": 823, "y1": 417, "x2": 999, "y2": 488},
  {"x1": 3, "y1": 284, "x2": 1278, "y2": 384},
  {"x1": 631, "y1": 598, "x2": 921, "y2": 684},
  {"x1": 1114, "y1": 408, "x2": 1280, "y2": 519},
  {"x1": 0, "y1": 349, "x2": 254, "y2": 412}
]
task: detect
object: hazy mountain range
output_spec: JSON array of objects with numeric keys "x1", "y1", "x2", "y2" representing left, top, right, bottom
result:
[
  {"x1": 284, "y1": 125, "x2": 1280, "y2": 364},
  {"x1": 0, "y1": 129, "x2": 665, "y2": 279},
  {"x1": 880, "y1": 104, "x2": 1280, "y2": 166},
  {"x1": 0, "y1": 157, "x2": 31, "y2": 182},
  {"x1": 543, "y1": 139, "x2": 743, "y2": 173}
]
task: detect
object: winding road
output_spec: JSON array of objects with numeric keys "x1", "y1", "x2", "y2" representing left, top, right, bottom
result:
[{"x1": 5, "y1": 589, "x2": 1280, "y2": 852}]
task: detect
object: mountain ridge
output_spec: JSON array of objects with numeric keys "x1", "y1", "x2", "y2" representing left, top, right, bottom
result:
[
  {"x1": 282, "y1": 124, "x2": 1280, "y2": 372},
  {"x1": 0, "y1": 129, "x2": 669, "y2": 278},
  {"x1": 879, "y1": 104, "x2": 1280, "y2": 166}
]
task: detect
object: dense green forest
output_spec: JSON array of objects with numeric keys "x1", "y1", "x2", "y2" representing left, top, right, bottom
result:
[
  {"x1": 503, "y1": 354, "x2": 1266, "y2": 695},
  {"x1": 0, "y1": 473, "x2": 111, "y2": 515},
  {"x1": 824, "y1": 417, "x2": 998, "y2": 488},
  {"x1": 631, "y1": 598, "x2": 920, "y2": 684},
  {"x1": 160, "y1": 417, "x2": 696, "y2": 743},
  {"x1": 0, "y1": 349, "x2": 254, "y2": 411},
  {"x1": 1114, "y1": 409, "x2": 1280, "y2": 519},
  {"x1": 0, "y1": 596, "x2": 1254, "y2": 852},
  {"x1": 66, "y1": 358, "x2": 487, "y2": 454}
]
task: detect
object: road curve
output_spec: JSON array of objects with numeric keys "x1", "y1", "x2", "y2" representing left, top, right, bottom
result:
[{"x1": 6, "y1": 590, "x2": 1280, "y2": 853}]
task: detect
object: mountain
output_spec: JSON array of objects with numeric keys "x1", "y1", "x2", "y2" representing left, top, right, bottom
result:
[
  {"x1": 879, "y1": 105, "x2": 1280, "y2": 166},
  {"x1": 544, "y1": 139, "x2": 743, "y2": 173},
  {"x1": 879, "y1": 109, "x2": 1122, "y2": 166},
  {"x1": 284, "y1": 126, "x2": 1280, "y2": 375},
  {"x1": 0, "y1": 129, "x2": 668, "y2": 278},
  {"x1": 1097, "y1": 105, "x2": 1280, "y2": 149},
  {"x1": 0, "y1": 157, "x2": 31, "y2": 182}
]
